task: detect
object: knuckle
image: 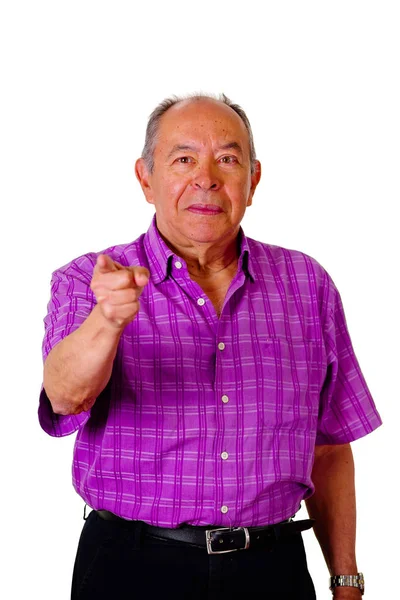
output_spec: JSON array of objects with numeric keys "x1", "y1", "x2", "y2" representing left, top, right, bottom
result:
[
  {"x1": 101, "y1": 304, "x2": 113, "y2": 319},
  {"x1": 102, "y1": 302, "x2": 119, "y2": 320},
  {"x1": 131, "y1": 288, "x2": 141, "y2": 301},
  {"x1": 94, "y1": 287, "x2": 107, "y2": 302},
  {"x1": 90, "y1": 278, "x2": 98, "y2": 291},
  {"x1": 127, "y1": 300, "x2": 139, "y2": 317},
  {"x1": 121, "y1": 271, "x2": 133, "y2": 287}
]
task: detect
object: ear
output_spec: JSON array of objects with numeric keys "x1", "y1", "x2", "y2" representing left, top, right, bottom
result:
[
  {"x1": 135, "y1": 158, "x2": 155, "y2": 205},
  {"x1": 247, "y1": 160, "x2": 261, "y2": 207}
]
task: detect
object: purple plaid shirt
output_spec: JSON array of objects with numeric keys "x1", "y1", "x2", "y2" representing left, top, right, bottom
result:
[{"x1": 39, "y1": 215, "x2": 382, "y2": 527}]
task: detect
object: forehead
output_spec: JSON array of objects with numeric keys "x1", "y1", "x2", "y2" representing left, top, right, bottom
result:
[{"x1": 156, "y1": 99, "x2": 250, "y2": 149}]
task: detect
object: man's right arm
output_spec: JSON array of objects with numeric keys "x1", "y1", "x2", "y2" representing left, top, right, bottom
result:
[{"x1": 43, "y1": 254, "x2": 149, "y2": 416}]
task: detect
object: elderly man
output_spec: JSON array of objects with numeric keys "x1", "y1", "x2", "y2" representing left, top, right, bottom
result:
[{"x1": 39, "y1": 94, "x2": 381, "y2": 599}]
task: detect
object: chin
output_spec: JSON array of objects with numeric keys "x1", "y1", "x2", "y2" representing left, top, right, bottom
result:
[{"x1": 187, "y1": 229, "x2": 231, "y2": 244}]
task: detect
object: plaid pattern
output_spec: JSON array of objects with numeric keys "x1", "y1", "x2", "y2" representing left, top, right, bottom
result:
[{"x1": 39, "y1": 215, "x2": 382, "y2": 527}]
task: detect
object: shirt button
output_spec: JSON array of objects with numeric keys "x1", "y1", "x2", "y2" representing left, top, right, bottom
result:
[
  {"x1": 220, "y1": 505, "x2": 229, "y2": 514},
  {"x1": 218, "y1": 342, "x2": 225, "y2": 351},
  {"x1": 221, "y1": 452, "x2": 229, "y2": 460},
  {"x1": 175, "y1": 261, "x2": 182, "y2": 269},
  {"x1": 221, "y1": 395, "x2": 229, "y2": 404},
  {"x1": 197, "y1": 298, "x2": 205, "y2": 306}
]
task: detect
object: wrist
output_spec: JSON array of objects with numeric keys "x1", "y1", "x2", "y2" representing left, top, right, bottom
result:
[
  {"x1": 332, "y1": 591, "x2": 362, "y2": 599},
  {"x1": 330, "y1": 572, "x2": 364, "y2": 597},
  {"x1": 332, "y1": 588, "x2": 362, "y2": 598},
  {"x1": 91, "y1": 303, "x2": 127, "y2": 334}
]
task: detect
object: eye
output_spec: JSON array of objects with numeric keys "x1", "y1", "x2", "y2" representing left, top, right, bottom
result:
[
  {"x1": 219, "y1": 155, "x2": 238, "y2": 164},
  {"x1": 175, "y1": 156, "x2": 194, "y2": 164}
]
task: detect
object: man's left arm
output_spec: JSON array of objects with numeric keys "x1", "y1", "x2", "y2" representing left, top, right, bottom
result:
[{"x1": 305, "y1": 443, "x2": 362, "y2": 599}]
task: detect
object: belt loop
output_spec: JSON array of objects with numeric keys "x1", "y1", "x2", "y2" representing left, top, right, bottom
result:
[
  {"x1": 132, "y1": 520, "x2": 145, "y2": 548},
  {"x1": 83, "y1": 503, "x2": 89, "y2": 521}
]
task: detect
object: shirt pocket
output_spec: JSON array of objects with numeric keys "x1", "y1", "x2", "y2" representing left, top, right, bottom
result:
[{"x1": 261, "y1": 336, "x2": 326, "y2": 428}]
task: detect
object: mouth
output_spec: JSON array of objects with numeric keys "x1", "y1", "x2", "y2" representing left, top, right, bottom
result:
[{"x1": 187, "y1": 204, "x2": 223, "y2": 215}]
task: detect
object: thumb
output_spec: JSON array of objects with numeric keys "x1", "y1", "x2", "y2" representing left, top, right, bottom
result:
[
  {"x1": 95, "y1": 254, "x2": 119, "y2": 274},
  {"x1": 131, "y1": 266, "x2": 150, "y2": 287}
]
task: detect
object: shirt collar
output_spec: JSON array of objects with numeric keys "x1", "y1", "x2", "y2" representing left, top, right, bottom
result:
[
  {"x1": 143, "y1": 214, "x2": 255, "y2": 285},
  {"x1": 238, "y1": 229, "x2": 255, "y2": 281}
]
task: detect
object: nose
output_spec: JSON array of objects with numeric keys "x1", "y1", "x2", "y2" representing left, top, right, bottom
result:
[{"x1": 191, "y1": 161, "x2": 221, "y2": 192}]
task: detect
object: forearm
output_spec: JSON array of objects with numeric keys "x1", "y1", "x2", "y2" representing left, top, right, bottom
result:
[
  {"x1": 305, "y1": 443, "x2": 358, "y2": 577},
  {"x1": 43, "y1": 304, "x2": 123, "y2": 415}
]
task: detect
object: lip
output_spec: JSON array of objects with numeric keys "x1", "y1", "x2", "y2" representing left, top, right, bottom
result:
[{"x1": 187, "y1": 204, "x2": 223, "y2": 215}]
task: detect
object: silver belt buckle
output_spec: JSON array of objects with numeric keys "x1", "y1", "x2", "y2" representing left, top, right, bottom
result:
[{"x1": 205, "y1": 526, "x2": 250, "y2": 554}]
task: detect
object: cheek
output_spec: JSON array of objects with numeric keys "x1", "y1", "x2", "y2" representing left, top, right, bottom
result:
[
  {"x1": 227, "y1": 179, "x2": 251, "y2": 204},
  {"x1": 160, "y1": 176, "x2": 188, "y2": 196},
  {"x1": 152, "y1": 179, "x2": 184, "y2": 210}
]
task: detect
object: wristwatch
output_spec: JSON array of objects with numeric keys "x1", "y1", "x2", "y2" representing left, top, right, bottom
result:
[{"x1": 329, "y1": 572, "x2": 364, "y2": 595}]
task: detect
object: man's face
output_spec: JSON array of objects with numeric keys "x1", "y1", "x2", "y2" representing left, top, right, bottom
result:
[{"x1": 136, "y1": 99, "x2": 261, "y2": 247}]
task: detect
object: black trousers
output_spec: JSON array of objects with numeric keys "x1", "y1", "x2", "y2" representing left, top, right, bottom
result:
[{"x1": 71, "y1": 510, "x2": 316, "y2": 600}]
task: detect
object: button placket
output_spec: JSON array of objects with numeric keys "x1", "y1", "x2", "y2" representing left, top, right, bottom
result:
[{"x1": 216, "y1": 328, "x2": 231, "y2": 522}]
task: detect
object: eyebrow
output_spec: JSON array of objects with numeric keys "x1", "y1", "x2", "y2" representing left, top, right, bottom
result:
[
  {"x1": 167, "y1": 144, "x2": 198, "y2": 158},
  {"x1": 167, "y1": 142, "x2": 244, "y2": 158},
  {"x1": 218, "y1": 142, "x2": 243, "y2": 155}
]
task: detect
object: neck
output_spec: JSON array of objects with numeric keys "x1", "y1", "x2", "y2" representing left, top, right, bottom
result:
[
  {"x1": 187, "y1": 250, "x2": 238, "y2": 279},
  {"x1": 157, "y1": 226, "x2": 241, "y2": 279}
]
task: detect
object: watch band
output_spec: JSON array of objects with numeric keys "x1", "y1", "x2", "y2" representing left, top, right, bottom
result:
[{"x1": 329, "y1": 572, "x2": 364, "y2": 595}]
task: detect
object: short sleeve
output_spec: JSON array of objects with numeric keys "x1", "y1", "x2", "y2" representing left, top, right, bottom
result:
[
  {"x1": 38, "y1": 255, "x2": 97, "y2": 437},
  {"x1": 316, "y1": 278, "x2": 382, "y2": 445}
]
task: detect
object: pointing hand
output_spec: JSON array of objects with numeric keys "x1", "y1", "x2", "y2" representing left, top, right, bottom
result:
[{"x1": 90, "y1": 254, "x2": 150, "y2": 329}]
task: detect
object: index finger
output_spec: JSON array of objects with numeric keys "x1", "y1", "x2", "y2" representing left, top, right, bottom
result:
[{"x1": 95, "y1": 254, "x2": 121, "y2": 274}]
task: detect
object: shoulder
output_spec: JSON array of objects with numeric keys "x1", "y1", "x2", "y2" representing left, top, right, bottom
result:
[
  {"x1": 52, "y1": 233, "x2": 147, "y2": 281},
  {"x1": 247, "y1": 236, "x2": 332, "y2": 286},
  {"x1": 246, "y1": 236, "x2": 340, "y2": 320}
]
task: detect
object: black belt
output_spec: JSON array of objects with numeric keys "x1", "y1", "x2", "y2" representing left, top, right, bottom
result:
[{"x1": 97, "y1": 510, "x2": 314, "y2": 554}]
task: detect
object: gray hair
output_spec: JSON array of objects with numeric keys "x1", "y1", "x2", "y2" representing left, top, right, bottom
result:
[{"x1": 141, "y1": 93, "x2": 257, "y2": 174}]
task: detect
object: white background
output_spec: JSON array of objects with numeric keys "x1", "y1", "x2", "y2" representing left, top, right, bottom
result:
[{"x1": 1, "y1": 1, "x2": 398, "y2": 598}]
